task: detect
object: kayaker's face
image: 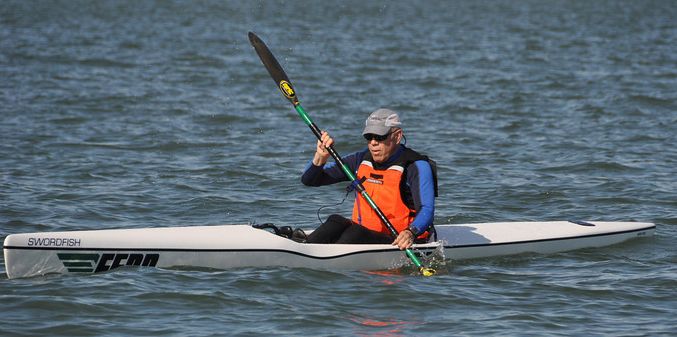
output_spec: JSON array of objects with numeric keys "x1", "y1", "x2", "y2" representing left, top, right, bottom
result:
[{"x1": 365, "y1": 128, "x2": 402, "y2": 163}]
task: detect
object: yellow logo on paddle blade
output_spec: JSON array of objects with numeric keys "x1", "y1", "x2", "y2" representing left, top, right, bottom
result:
[{"x1": 279, "y1": 80, "x2": 295, "y2": 99}]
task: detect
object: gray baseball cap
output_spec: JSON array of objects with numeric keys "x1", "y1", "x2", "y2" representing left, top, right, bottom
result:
[{"x1": 362, "y1": 108, "x2": 402, "y2": 136}]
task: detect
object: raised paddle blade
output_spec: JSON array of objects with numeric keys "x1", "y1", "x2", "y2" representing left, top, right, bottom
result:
[{"x1": 248, "y1": 32, "x2": 299, "y2": 106}]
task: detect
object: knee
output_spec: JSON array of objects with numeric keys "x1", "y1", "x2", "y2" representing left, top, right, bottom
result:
[{"x1": 325, "y1": 214, "x2": 346, "y2": 224}]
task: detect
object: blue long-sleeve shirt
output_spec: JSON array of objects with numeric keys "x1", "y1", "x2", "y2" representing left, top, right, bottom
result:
[{"x1": 301, "y1": 145, "x2": 435, "y2": 236}]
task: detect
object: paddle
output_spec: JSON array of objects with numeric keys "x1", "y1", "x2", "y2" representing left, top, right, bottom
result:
[{"x1": 248, "y1": 32, "x2": 435, "y2": 277}]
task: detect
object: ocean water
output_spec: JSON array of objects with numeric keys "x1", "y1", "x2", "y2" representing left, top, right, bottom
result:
[{"x1": 1, "y1": 0, "x2": 675, "y2": 336}]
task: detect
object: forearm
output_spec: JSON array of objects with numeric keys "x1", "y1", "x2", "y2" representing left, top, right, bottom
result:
[
  {"x1": 407, "y1": 160, "x2": 436, "y2": 235},
  {"x1": 409, "y1": 203, "x2": 434, "y2": 235},
  {"x1": 301, "y1": 150, "x2": 365, "y2": 187},
  {"x1": 301, "y1": 161, "x2": 340, "y2": 186},
  {"x1": 312, "y1": 151, "x2": 328, "y2": 166}
]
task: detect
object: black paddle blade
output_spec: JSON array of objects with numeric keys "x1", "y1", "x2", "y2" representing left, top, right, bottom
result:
[{"x1": 248, "y1": 32, "x2": 299, "y2": 106}]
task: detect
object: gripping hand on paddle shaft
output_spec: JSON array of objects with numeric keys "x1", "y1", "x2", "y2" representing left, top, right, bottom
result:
[
  {"x1": 313, "y1": 131, "x2": 334, "y2": 166},
  {"x1": 392, "y1": 228, "x2": 415, "y2": 250}
]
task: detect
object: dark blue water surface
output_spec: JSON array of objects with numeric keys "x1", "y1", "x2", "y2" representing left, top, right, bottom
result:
[{"x1": 1, "y1": 1, "x2": 675, "y2": 336}]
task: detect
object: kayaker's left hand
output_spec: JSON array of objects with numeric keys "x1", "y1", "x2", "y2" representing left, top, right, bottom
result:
[{"x1": 393, "y1": 229, "x2": 414, "y2": 250}]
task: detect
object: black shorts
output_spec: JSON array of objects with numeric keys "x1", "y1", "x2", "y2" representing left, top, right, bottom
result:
[{"x1": 306, "y1": 214, "x2": 393, "y2": 244}]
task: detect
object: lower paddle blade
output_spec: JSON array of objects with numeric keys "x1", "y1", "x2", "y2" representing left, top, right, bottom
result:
[{"x1": 420, "y1": 267, "x2": 436, "y2": 277}]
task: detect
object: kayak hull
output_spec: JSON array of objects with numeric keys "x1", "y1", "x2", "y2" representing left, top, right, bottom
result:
[{"x1": 3, "y1": 221, "x2": 655, "y2": 279}]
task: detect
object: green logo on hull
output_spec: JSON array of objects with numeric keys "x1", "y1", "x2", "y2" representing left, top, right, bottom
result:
[{"x1": 57, "y1": 253, "x2": 100, "y2": 273}]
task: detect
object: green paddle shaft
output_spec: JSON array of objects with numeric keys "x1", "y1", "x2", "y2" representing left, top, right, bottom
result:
[{"x1": 248, "y1": 32, "x2": 434, "y2": 276}]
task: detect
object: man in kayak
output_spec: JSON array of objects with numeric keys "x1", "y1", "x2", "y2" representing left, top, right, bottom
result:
[{"x1": 301, "y1": 108, "x2": 437, "y2": 250}]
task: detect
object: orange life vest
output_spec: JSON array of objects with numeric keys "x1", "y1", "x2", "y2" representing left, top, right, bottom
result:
[{"x1": 351, "y1": 150, "x2": 432, "y2": 240}]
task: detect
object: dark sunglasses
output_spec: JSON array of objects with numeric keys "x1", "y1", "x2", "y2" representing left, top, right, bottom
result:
[{"x1": 363, "y1": 132, "x2": 391, "y2": 142}]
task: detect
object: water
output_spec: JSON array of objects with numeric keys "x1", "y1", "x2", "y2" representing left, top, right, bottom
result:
[{"x1": 1, "y1": 0, "x2": 675, "y2": 335}]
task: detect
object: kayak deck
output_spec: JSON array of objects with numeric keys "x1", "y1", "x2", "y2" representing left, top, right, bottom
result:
[
  {"x1": 438, "y1": 221, "x2": 654, "y2": 259},
  {"x1": 3, "y1": 221, "x2": 655, "y2": 279}
]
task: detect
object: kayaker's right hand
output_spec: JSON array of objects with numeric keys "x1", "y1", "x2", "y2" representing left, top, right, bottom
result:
[{"x1": 313, "y1": 131, "x2": 333, "y2": 166}]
